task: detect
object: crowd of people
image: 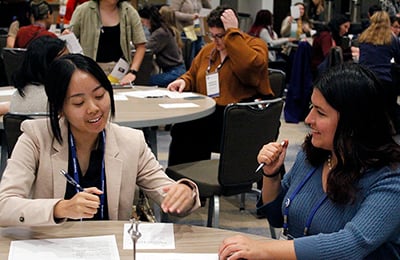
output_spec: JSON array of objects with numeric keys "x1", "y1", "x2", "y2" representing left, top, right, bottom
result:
[{"x1": 0, "y1": 1, "x2": 400, "y2": 259}]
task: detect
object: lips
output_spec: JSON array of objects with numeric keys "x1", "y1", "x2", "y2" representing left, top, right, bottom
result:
[{"x1": 88, "y1": 115, "x2": 102, "y2": 123}]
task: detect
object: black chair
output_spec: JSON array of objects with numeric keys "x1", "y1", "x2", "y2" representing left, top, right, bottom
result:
[
  {"x1": 132, "y1": 49, "x2": 157, "y2": 86},
  {"x1": 166, "y1": 98, "x2": 284, "y2": 228},
  {"x1": 3, "y1": 113, "x2": 47, "y2": 157},
  {"x1": 268, "y1": 68, "x2": 286, "y2": 98},
  {"x1": 2, "y1": 47, "x2": 26, "y2": 85}
]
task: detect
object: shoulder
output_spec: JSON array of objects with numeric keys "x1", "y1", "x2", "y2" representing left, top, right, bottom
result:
[
  {"x1": 20, "y1": 118, "x2": 53, "y2": 141},
  {"x1": 108, "y1": 123, "x2": 145, "y2": 142}
]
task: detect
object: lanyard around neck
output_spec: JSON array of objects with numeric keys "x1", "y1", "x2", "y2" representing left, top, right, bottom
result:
[
  {"x1": 283, "y1": 167, "x2": 328, "y2": 237},
  {"x1": 206, "y1": 48, "x2": 228, "y2": 74},
  {"x1": 69, "y1": 130, "x2": 106, "y2": 220}
]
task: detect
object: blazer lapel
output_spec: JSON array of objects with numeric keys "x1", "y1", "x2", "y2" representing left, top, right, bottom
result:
[{"x1": 52, "y1": 119, "x2": 69, "y2": 199}]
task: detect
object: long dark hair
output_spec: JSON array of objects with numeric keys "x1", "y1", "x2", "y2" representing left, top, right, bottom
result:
[
  {"x1": 248, "y1": 9, "x2": 274, "y2": 38},
  {"x1": 303, "y1": 63, "x2": 400, "y2": 204},
  {"x1": 13, "y1": 36, "x2": 66, "y2": 97},
  {"x1": 44, "y1": 54, "x2": 115, "y2": 143}
]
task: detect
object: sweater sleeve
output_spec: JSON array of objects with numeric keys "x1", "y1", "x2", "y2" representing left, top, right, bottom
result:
[{"x1": 294, "y1": 168, "x2": 400, "y2": 259}]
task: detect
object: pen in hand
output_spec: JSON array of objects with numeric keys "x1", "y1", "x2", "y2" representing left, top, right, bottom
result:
[
  {"x1": 59, "y1": 169, "x2": 84, "y2": 192},
  {"x1": 255, "y1": 140, "x2": 287, "y2": 173}
]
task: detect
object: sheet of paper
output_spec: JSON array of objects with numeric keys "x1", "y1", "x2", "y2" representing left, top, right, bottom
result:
[
  {"x1": 137, "y1": 253, "x2": 218, "y2": 260},
  {"x1": 0, "y1": 89, "x2": 15, "y2": 96},
  {"x1": 159, "y1": 103, "x2": 199, "y2": 109},
  {"x1": 8, "y1": 235, "x2": 119, "y2": 260},
  {"x1": 290, "y1": 5, "x2": 300, "y2": 19},
  {"x1": 113, "y1": 94, "x2": 128, "y2": 101},
  {"x1": 58, "y1": 33, "x2": 83, "y2": 54},
  {"x1": 199, "y1": 8, "x2": 212, "y2": 17},
  {"x1": 123, "y1": 223, "x2": 175, "y2": 249},
  {"x1": 123, "y1": 89, "x2": 199, "y2": 99}
]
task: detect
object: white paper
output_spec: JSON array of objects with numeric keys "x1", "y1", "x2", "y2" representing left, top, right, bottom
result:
[
  {"x1": 137, "y1": 253, "x2": 218, "y2": 260},
  {"x1": 58, "y1": 33, "x2": 83, "y2": 54},
  {"x1": 0, "y1": 89, "x2": 16, "y2": 96},
  {"x1": 109, "y1": 58, "x2": 130, "y2": 81},
  {"x1": 8, "y1": 235, "x2": 119, "y2": 260},
  {"x1": 290, "y1": 5, "x2": 300, "y2": 19},
  {"x1": 123, "y1": 223, "x2": 175, "y2": 249},
  {"x1": 123, "y1": 89, "x2": 199, "y2": 99},
  {"x1": 159, "y1": 103, "x2": 199, "y2": 109},
  {"x1": 113, "y1": 94, "x2": 128, "y2": 101},
  {"x1": 199, "y1": 8, "x2": 212, "y2": 17}
]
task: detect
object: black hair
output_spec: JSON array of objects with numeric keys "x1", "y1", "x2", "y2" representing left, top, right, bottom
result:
[
  {"x1": 31, "y1": 0, "x2": 53, "y2": 21},
  {"x1": 12, "y1": 36, "x2": 67, "y2": 97},
  {"x1": 207, "y1": 5, "x2": 238, "y2": 28},
  {"x1": 303, "y1": 63, "x2": 400, "y2": 204},
  {"x1": 44, "y1": 54, "x2": 115, "y2": 143}
]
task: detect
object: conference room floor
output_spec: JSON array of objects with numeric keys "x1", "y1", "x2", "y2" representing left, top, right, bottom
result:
[{"x1": 155, "y1": 114, "x2": 310, "y2": 238}]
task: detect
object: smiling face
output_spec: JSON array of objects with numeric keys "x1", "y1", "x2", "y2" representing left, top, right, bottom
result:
[
  {"x1": 305, "y1": 89, "x2": 339, "y2": 151},
  {"x1": 62, "y1": 70, "x2": 111, "y2": 141}
]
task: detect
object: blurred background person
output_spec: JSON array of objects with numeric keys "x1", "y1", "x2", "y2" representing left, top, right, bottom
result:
[
  {"x1": 391, "y1": 15, "x2": 400, "y2": 37},
  {"x1": 139, "y1": 5, "x2": 186, "y2": 87},
  {"x1": 311, "y1": 14, "x2": 351, "y2": 78},
  {"x1": 248, "y1": 9, "x2": 296, "y2": 62},
  {"x1": 358, "y1": 11, "x2": 400, "y2": 133},
  {"x1": 6, "y1": 1, "x2": 31, "y2": 48},
  {"x1": 66, "y1": 0, "x2": 147, "y2": 85},
  {"x1": 170, "y1": 0, "x2": 212, "y2": 65},
  {"x1": 280, "y1": 2, "x2": 312, "y2": 38},
  {"x1": 14, "y1": 0, "x2": 56, "y2": 48},
  {"x1": 10, "y1": 36, "x2": 68, "y2": 114}
]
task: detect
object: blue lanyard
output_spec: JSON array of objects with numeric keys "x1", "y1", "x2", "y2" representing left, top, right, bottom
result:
[
  {"x1": 69, "y1": 130, "x2": 106, "y2": 220},
  {"x1": 283, "y1": 167, "x2": 328, "y2": 237}
]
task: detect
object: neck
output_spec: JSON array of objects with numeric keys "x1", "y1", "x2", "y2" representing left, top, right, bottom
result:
[{"x1": 72, "y1": 131, "x2": 99, "y2": 152}]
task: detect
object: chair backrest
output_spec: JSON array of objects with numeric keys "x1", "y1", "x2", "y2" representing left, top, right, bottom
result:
[
  {"x1": 2, "y1": 47, "x2": 26, "y2": 85},
  {"x1": 268, "y1": 68, "x2": 286, "y2": 98},
  {"x1": 132, "y1": 49, "x2": 156, "y2": 86},
  {"x1": 3, "y1": 113, "x2": 47, "y2": 157},
  {"x1": 218, "y1": 98, "x2": 284, "y2": 195}
]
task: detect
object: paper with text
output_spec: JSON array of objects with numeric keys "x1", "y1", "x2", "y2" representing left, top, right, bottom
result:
[
  {"x1": 123, "y1": 223, "x2": 175, "y2": 249},
  {"x1": 8, "y1": 235, "x2": 119, "y2": 260}
]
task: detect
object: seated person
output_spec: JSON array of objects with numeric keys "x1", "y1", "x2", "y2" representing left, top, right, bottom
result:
[
  {"x1": 139, "y1": 5, "x2": 186, "y2": 87},
  {"x1": 219, "y1": 63, "x2": 400, "y2": 260},
  {"x1": 6, "y1": 2, "x2": 31, "y2": 48},
  {"x1": 10, "y1": 36, "x2": 68, "y2": 114},
  {"x1": 391, "y1": 15, "x2": 400, "y2": 37},
  {"x1": 280, "y1": 2, "x2": 312, "y2": 38},
  {"x1": 248, "y1": 9, "x2": 296, "y2": 62},
  {"x1": 167, "y1": 6, "x2": 272, "y2": 166},
  {"x1": 0, "y1": 54, "x2": 200, "y2": 226},
  {"x1": 14, "y1": 0, "x2": 57, "y2": 48}
]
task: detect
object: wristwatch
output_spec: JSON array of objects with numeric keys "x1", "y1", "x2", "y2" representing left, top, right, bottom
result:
[{"x1": 128, "y1": 69, "x2": 138, "y2": 75}]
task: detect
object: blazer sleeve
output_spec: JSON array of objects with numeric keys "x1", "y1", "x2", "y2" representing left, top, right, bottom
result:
[{"x1": 0, "y1": 121, "x2": 62, "y2": 227}]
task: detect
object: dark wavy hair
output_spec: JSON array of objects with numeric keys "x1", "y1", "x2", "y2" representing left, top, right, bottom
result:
[
  {"x1": 303, "y1": 63, "x2": 400, "y2": 204},
  {"x1": 12, "y1": 36, "x2": 67, "y2": 97},
  {"x1": 44, "y1": 54, "x2": 115, "y2": 143},
  {"x1": 248, "y1": 9, "x2": 274, "y2": 38},
  {"x1": 207, "y1": 5, "x2": 238, "y2": 28}
]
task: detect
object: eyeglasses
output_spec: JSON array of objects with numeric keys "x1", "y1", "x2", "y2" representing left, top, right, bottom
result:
[{"x1": 207, "y1": 32, "x2": 226, "y2": 40}]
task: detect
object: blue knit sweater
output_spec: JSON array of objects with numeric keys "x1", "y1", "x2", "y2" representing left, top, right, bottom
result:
[{"x1": 257, "y1": 151, "x2": 400, "y2": 259}]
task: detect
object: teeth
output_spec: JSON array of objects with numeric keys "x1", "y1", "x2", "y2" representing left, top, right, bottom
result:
[{"x1": 88, "y1": 117, "x2": 101, "y2": 123}]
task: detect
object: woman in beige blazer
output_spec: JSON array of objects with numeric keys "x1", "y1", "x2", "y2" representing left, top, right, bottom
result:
[{"x1": 0, "y1": 54, "x2": 200, "y2": 226}]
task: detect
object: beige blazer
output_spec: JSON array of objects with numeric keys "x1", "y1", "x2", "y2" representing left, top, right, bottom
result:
[{"x1": 0, "y1": 118, "x2": 200, "y2": 226}]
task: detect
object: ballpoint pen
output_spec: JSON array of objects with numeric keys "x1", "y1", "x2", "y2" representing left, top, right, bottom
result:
[
  {"x1": 255, "y1": 140, "x2": 287, "y2": 173},
  {"x1": 59, "y1": 169, "x2": 84, "y2": 192}
]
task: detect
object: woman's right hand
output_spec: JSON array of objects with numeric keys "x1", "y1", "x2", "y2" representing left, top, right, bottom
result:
[
  {"x1": 167, "y1": 79, "x2": 186, "y2": 92},
  {"x1": 54, "y1": 187, "x2": 103, "y2": 219},
  {"x1": 257, "y1": 140, "x2": 288, "y2": 177}
]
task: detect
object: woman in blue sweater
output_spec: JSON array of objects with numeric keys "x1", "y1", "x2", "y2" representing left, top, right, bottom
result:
[{"x1": 219, "y1": 63, "x2": 400, "y2": 259}]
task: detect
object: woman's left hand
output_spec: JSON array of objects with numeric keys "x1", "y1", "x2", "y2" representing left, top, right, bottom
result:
[
  {"x1": 221, "y1": 9, "x2": 239, "y2": 30},
  {"x1": 161, "y1": 183, "x2": 195, "y2": 214},
  {"x1": 219, "y1": 235, "x2": 269, "y2": 260}
]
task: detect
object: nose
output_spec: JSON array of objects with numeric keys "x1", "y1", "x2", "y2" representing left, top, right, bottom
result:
[{"x1": 87, "y1": 99, "x2": 99, "y2": 114}]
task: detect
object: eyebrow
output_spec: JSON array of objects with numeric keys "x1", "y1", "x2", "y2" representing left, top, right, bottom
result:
[{"x1": 68, "y1": 85, "x2": 103, "y2": 99}]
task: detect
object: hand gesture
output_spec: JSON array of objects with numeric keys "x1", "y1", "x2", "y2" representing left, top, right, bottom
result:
[
  {"x1": 161, "y1": 183, "x2": 195, "y2": 215},
  {"x1": 219, "y1": 235, "x2": 270, "y2": 260},
  {"x1": 257, "y1": 140, "x2": 288, "y2": 177},
  {"x1": 220, "y1": 9, "x2": 238, "y2": 30},
  {"x1": 54, "y1": 187, "x2": 103, "y2": 219},
  {"x1": 167, "y1": 79, "x2": 186, "y2": 92}
]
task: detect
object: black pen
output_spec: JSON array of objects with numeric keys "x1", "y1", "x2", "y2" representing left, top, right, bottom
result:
[
  {"x1": 255, "y1": 140, "x2": 287, "y2": 173},
  {"x1": 59, "y1": 169, "x2": 84, "y2": 192}
]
